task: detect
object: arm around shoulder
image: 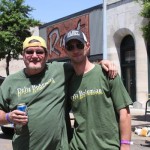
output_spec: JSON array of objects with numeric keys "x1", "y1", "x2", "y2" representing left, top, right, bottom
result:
[{"x1": 99, "y1": 60, "x2": 118, "y2": 79}]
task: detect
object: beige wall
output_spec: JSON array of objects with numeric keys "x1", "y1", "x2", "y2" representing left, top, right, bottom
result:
[
  {"x1": 107, "y1": 0, "x2": 148, "y2": 108},
  {"x1": 0, "y1": 57, "x2": 25, "y2": 77}
]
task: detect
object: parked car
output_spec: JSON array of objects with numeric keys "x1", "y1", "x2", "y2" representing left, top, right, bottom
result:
[{"x1": 0, "y1": 76, "x2": 14, "y2": 135}]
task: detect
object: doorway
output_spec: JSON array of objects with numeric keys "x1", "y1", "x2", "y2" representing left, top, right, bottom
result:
[{"x1": 120, "y1": 35, "x2": 136, "y2": 102}]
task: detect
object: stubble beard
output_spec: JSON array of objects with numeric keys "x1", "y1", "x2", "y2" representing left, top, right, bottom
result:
[{"x1": 72, "y1": 56, "x2": 86, "y2": 65}]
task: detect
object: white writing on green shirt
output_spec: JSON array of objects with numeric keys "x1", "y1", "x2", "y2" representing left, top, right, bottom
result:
[
  {"x1": 71, "y1": 88, "x2": 103, "y2": 102},
  {"x1": 17, "y1": 78, "x2": 55, "y2": 97}
]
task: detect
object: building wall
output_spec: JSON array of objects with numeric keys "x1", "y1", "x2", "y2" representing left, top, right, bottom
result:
[
  {"x1": 107, "y1": 0, "x2": 148, "y2": 108},
  {"x1": 0, "y1": 57, "x2": 25, "y2": 77},
  {"x1": 39, "y1": 7, "x2": 103, "y2": 61}
]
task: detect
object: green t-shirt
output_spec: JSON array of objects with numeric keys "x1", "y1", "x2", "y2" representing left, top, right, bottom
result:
[
  {"x1": 68, "y1": 64, "x2": 132, "y2": 150},
  {"x1": 0, "y1": 62, "x2": 73, "y2": 150}
]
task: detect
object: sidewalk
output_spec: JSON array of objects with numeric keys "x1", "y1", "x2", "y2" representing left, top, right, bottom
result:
[{"x1": 130, "y1": 108, "x2": 150, "y2": 150}]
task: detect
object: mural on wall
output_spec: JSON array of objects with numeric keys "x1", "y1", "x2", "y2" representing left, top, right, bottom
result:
[{"x1": 47, "y1": 14, "x2": 90, "y2": 60}]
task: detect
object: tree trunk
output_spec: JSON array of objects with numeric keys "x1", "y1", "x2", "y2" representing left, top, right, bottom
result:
[{"x1": 6, "y1": 53, "x2": 11, "y2": 76}]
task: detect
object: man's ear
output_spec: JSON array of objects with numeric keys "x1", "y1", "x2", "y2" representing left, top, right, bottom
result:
[
  {"x1": 22, "y1": 51, "x2": 25, "y2": 61},
  {"x1": 86, "y1": 42, "x2": 90, "y2": 47},
  {"x1": 22, "y1": 51, "x2": 24, "y2": 56},
  {"x1": 85, "y1": 42, "x2": 90, "y2": 54},
  {"x1": 45, "y1": 52, "x2": 49, "y2": 60}
]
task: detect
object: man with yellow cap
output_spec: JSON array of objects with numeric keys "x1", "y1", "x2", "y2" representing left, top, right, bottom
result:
[{"x1": 0, "y1": 35, "x2": 117, "y2": 150}]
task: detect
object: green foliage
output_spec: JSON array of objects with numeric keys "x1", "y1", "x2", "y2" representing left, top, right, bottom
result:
[
  {"x1": 141, "y1": 22, "x2": 150, "y2": 40},
  {"x1": 0, "y1": 0, "x2": 40, "y2": 60},
  {"x1": 140, "y1": 1, "x2": 150, "y2": 17},
  {"x1": 136, "y1": 0, "x2": 150, "y2": 40}
]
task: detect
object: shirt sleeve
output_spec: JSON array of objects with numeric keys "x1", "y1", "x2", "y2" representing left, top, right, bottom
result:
[{"x1": 109, "y1": 74, "x2": 133, "y2": 111}]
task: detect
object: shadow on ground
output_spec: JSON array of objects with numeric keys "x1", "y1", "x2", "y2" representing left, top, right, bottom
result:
[
  {"x1": 131, "y1": 114, "x2": 150, "y2": 129},
  {"x1": 140, "y1": 140, "x2": 150, "y2": 148},
  {"x1": 132, "y1": 114, "x2": 150, "y2": 122}
]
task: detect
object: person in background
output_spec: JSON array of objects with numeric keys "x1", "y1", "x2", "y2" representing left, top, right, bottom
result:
[
  {"x1": 0, "y1": 36, "x2": 117, "y2": 150},
  {"x1": 64, "y1": 29, "x2": 133, "y2": 150}
]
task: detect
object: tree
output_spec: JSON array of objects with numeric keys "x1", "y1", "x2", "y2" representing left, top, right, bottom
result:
[
  {"x1": 0, "y1": 0, "x2": 40, "y2": 75},
  {"x1": 137, "y1": 0, "x2": 150, "y2": 40}
]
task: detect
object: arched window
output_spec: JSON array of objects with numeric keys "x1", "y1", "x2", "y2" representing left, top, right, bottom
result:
[
  {"x1": 121, "y1": 35, "x2": 135, "y2": 64},
  {"x1": 120, "y1": 35, "x2": 136, "y2": 102}
]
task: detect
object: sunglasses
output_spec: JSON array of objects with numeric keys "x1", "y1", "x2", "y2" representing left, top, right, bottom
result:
[
  {"x1": 25, "y1": 50, "x2": 45, "y2": 55},
  {"x1": 65, "y1": 43, "x2": 84, "y2": 51}
]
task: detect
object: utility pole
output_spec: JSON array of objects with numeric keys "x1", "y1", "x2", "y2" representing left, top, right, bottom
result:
[{"x1": 102, "y1": 0, "x2": 107, "y2": 59}]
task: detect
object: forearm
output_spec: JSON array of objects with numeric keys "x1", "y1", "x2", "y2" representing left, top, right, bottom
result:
[
  {"x1": 0, "y1": 110, "x2": 9, "y2": 125},
  {"x1": 119, "y1": 107, "x2": 132, "y2": 150},
  {"x1": 120, "y1": 110, "x2": 131, "y2": 140}
]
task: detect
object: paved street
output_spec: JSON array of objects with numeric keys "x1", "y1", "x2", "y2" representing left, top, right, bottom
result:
[
  {"x1": 0, "y1": 130, "x2": 13, "y2": 150},
  {"x1": 130, "y1": 108, "x2": 150, "y2": 150}
]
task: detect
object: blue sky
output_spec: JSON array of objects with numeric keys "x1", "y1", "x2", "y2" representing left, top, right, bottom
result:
[{"x1": 25, "y1": 0, "x2": 103, "y2": 23}]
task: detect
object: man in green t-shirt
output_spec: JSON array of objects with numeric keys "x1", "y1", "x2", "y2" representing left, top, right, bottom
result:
[
  {"x1": 0, "y1": 36, "x2": 117, "y2": 150},
  {"x1": 64, "y1": 29, "x2": 133, "y2": 150}
]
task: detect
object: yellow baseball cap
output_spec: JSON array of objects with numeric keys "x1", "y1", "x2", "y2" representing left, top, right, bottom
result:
[{"x1": 23, "y1": 36, "x2": 47, "y2": 50}]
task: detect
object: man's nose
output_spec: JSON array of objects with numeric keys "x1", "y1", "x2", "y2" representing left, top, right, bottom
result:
[{"x1": 32, "y1": 51, "x2": 38, "y2": 57}]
